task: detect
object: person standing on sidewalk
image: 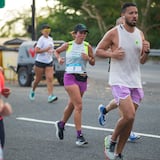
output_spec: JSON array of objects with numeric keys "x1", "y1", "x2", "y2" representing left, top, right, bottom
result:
[
  {"x1": 96, "y1": 2, "x2": 150, "y2": 159},
  {"x1": 54, "y1": 24, "x2": 95, "y2": 146},
  {"x1": 29, "y1": 24, "x2": 58, "y2": 103}
]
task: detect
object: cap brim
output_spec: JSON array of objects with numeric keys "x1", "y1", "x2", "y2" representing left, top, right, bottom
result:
[{"x1": 78, "y1": 29, "x2": 89, "y2": 33}]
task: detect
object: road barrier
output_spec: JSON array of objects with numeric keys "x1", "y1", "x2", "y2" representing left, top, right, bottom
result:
[{"x1": 149, "y1": 49, "x2": 160, "y2": 57}]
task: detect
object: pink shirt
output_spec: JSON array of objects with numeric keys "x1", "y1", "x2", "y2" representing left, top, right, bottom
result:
[{"x1": 0, "y1": 71, "x2": 4, "y2": 93}]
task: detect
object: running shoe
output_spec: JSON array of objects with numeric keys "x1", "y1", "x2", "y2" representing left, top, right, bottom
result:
[
  {"x1": 29, "y1": 89, "x2": 35, "y2": 101},
  {"x1": 128, "y1": 132, "x2": 141, "y2": 142},
  {"x1": 55, "y1": 121, "x2": 64, "y2": 140},
  {"x1": 114, "y1": 155, "x2": 123, "y2": 160},
  {"x1": 48, "y1": 94, "x2": 58, "y2": 103},
  {"x1": 98, "y1": 104, "x2": 106, "y2": 126},
  {"x1": 76, "y1": 134, "x2": 88, "y2": 146},
  {"x1": 104, "y1": 135, "x2": 116, "y2": 160}
]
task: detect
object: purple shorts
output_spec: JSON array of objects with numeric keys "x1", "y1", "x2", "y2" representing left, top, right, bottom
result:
[
  {"x1": 64, "y1": 73, "x2": 87, "y2": 92},
  {"x1": 111, "y1": 85, "x2": 144, "y2": 106}
]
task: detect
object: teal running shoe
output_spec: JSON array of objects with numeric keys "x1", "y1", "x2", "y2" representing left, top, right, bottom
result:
[
  {"x1": 48, "y1": 94, "x2": 58, "y2": 103},
  {"x1": 29, "y1": 90, "x2": 35, "y2": 101}
]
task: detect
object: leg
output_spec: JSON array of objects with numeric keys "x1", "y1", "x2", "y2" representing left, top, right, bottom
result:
[
  {"x1": 29, "y1": 66, "x2": 44, "y2": 100},
  {"x1": 45, "y1": 66, "x2": 54, "y2": 96},
  {"x1": 55, "y1": 84, "x2": 84, "y2": 141},
  {"x1": 61, "y1": 100, "x2": 74, "y2": 123},
  {"x1": 45, "y1": 66, "x2": 58, "y2": 103},
  {"x1": 98, "y1": 99, "x2": 118, "y2": 126},
  {"x1": 0, "y1": 119, "x2": 5, "y2": 148},
  {"x1": 55, "y1": 100, "x2": 74, "y2": 140},
  {"x1": 106, "y1": 99, "x2": 118, "y2": 112},
  {"x1": 32, "y1": 66, "x2": 44, "y2": 91},
  {"x1": 128, "y1": 104, "x2": 141, "y2": 142},
  {"x1": 65, "y1": 84, "x2": 84, "y2": 131},
  {"x1": 112, "y1": 96, "x2": 135, "y2": 154}
]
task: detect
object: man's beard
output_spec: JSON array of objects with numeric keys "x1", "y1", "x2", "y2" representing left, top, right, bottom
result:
[{"x1": 126, "y1": 20, "x2": 137, "y2": 27}]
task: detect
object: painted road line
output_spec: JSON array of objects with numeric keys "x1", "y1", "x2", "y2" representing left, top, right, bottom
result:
[{"x1": 16, "y1": 117, "x2": 160, "y2": 139}]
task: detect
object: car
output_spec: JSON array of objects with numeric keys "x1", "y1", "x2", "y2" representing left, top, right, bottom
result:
[{"x1": 16, "y1": 40, "x2": 65, "y2": 87}]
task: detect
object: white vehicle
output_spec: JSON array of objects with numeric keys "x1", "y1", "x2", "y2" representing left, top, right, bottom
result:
[{"x1": 17, "y1": 40, "x2": 65, "y2": 86}]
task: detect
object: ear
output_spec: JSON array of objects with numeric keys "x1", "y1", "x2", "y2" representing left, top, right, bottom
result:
[{"x1": 121, "y1": 13, "x2": 124, "y2": 17}]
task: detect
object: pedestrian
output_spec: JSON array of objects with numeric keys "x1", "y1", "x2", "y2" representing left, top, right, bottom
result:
[
  {"x1": 96, "y1": 2, "x2": 150, "y2": 160},
  {"x1": 54, "y1": 23, "x2": 95, "y2": 146},
  {"x1": 29, "y1": 24, "x2": 58, "y2": 103},
  {"x1": 0, "y1": 66, "x2": 12, "y2": 159},
  {"x1": 98, "y1": 16, "x2": 141, "y2": 142}
]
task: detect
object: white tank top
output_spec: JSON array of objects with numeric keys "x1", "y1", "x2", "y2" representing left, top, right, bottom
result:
[{"x1": 109, "y1": 25, "x2": 143, "y2": 88}]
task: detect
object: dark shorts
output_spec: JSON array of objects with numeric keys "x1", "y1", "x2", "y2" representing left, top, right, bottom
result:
[
  {"x1": 35, "y1": 61, "x2": 53, "y2": 68},
  {"x1": 111, "y1": 85, "x2": 144, "y2": 106},
  {"x1": 64, "y1": 73, "x2": 87, "y2": 92},
  {"x1": 0, "y1": 119, "x2": 5, "y2": 148}
]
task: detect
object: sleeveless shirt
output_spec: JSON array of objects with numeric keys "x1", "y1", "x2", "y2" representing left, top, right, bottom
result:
[
  {"x1": 109, "y1": 24, "x2": 143, "y2": 88},
  {"x1": 65, "y1": 41, "x2": 88, "y2": 74}
]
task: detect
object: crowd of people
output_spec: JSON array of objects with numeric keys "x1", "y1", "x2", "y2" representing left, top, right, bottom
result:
[{"x1": 1, "y1": 2, "x2": 151, "y2": 160}]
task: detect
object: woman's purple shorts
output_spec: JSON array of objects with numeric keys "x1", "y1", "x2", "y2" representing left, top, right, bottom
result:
[{"x1": 64, "y1": 73, "x2": 87, "y2": 92}]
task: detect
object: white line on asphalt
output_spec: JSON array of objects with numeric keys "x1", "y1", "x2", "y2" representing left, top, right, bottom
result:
[{"x1": 16, "y1": 117, "x2": 160, "y2": 139}]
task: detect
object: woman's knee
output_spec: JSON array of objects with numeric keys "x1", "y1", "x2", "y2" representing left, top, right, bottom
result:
[{"x1": 74, "y1": 102, "x2": 83, "y2": 112}]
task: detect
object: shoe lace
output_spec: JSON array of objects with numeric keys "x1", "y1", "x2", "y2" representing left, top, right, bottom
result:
[{"x1": 78, "y1": 134, "x2": 85, "y2": 142}]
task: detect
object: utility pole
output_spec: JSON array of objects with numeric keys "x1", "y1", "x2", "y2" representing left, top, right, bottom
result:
[{"x1": 31, "y1": 0, "x2": 36, "y2": 40}]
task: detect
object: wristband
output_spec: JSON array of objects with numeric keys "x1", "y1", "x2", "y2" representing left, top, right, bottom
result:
[{"x1": 145, "y1": 50, "x2": 150, "y2": 55}]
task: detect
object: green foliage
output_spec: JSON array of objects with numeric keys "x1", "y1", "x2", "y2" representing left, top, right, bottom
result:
[
  {"x1": 0, "y1": 0, "x2": 5, "y2": 8},
  {"x1": 0, "y1": 0, "x2": 160, "y2": 49}
]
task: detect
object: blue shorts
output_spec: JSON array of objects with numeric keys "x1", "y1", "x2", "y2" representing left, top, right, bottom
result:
[
  {"x1": 64, "y1": 73, "x2": 87, "y2": 92},
  {"x1": 111, "y1": 85, "x2": 144, "y2": 106}
]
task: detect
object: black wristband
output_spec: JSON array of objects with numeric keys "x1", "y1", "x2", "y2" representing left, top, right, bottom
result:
[{"x1": 145, "y1": 50, "x2": 150, "y2": 55}]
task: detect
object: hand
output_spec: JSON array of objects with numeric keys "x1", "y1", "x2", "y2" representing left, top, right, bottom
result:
[
  {"x1": 111, "y1": 47, "x2": 125, "y2": 60},
  {"x1": 2, "y1": 87, "x2": 11, "y2": 98},
  {"x1": 48, "y1": 49, "x2": 54, "y2": 54},
  {"x1": 0, "y1": 67, "x2": 4, "y2": 74},
  {"x1": 81, "y1": 53, "x2": 89, "y2": 61},
  {"x1": 47, "y1": 46, "x2": 54, "y2": 54},
  {"x1": 58, "y1": 57, "x2": 65, "y2": 65}
]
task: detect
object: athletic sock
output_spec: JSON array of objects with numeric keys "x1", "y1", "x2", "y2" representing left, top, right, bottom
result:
[
  {"x1": 59, "y1": 121, "x2": 65, "y2": 128},
  {"x1": 103, "y1": 108, "x2": 108, "y2": 114},
  {"x1": 77, "y1": 130, "x2": 82, "y2": 137}
]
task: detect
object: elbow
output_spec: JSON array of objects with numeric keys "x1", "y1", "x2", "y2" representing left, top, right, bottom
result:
[{"x1": 95, "y1": 48, "x2": 101, "y2": 57}]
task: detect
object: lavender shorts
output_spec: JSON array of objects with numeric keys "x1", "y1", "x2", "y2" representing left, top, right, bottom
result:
[
  {"x1": 64, "y1": 73, "x2": 87, "y2": 92},
  {"x1": 111, "y1": 85, "x2": 144, "y2": 106}
]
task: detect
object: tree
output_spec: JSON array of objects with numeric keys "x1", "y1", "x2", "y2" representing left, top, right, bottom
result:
[
  {"x1": 0, "y1": 0, "x2": 5, "y2": 8},
  {"x1": 0, "y1": 0, "x2": 160, "y2": 48},
  {"x1": 54, "y1": 0, "x2": 160, "y2": 47}
]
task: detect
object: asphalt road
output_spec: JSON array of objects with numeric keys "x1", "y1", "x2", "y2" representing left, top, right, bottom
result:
[{"x1": 3, "y1": 59, "x2": 160, "y2": 160}]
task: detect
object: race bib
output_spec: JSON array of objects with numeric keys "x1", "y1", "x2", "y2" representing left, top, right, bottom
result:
[{"x1": 66, "y1": 64, "x2": 82, "y2": 73}]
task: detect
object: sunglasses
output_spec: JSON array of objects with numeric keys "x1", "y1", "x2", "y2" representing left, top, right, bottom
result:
[{"x1": 43, "y1": 28, "x2": 51, "y2": 32}]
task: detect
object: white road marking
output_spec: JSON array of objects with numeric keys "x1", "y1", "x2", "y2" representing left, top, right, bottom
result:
[{"x1": 16, "y1": 117, "x2": 160, "y2": 139}]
